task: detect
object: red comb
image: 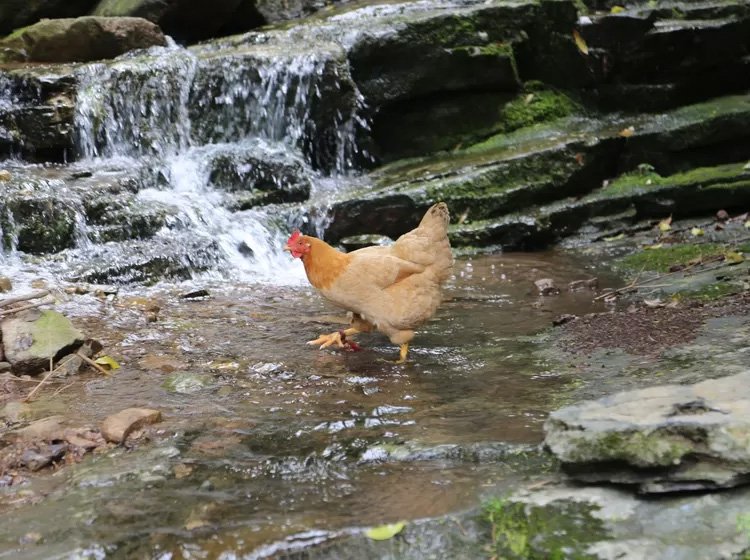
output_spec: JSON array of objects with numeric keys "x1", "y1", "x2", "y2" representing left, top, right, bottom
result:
[{"x1": 287, "y1": 229, "x2": 301, "y2": 244}]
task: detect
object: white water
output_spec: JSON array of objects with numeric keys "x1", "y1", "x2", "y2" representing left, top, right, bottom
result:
[{"x1": 0, "y1": 35, "x2": 370, "y2": 287}]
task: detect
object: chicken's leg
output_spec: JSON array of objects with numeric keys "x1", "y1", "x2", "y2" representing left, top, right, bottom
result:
[
  {"x1": 396, "y1": 343, "x2": 409, "y2": 364},
  {"x1": 308, "y1": 328, "x2": 361, "y2": 350}
]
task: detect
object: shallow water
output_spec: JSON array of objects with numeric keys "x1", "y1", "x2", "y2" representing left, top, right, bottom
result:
[{"x1": 0, "y1": 251, "x2": 616, "y2": 559}]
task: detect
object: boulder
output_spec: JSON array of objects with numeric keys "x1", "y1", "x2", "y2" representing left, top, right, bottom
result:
[
  {"x1": 0, "y1": 16, "x2": 166, "y2": 64},
  {"x1": 1, "y1": 309, "x2": 84, "y2": 375},
  {"x1": 92, "y1": 0, "x2": 263, "y2": 43},
  {"x1": 0, "y1": 0, "x2": 98, "y2": 35},
  {"x1": 544, "y1": 370, "x2": 750, "y2": 493}
]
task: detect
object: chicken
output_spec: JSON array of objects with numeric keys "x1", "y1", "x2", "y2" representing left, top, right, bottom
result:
[{"x1": 284, "y1": 202, "x2": 454, "y2": 363}]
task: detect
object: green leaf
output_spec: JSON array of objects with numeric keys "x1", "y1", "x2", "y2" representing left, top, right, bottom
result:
[
  {"x1": 610, "y1": 5, "x2": 626, "y2": 12},
  {"x1": 573, "y1": 30, "x2": 589, "y2": 55},
  {"x1": 603, "y1": 233, "x2": 625, "y2": 242},
  {"x1": 744, "y1": 220, "x2": 750, "y2": 229},
  {"x1": 644, "y1": 243, "x2": 663, "y2": 250},
  {"x1": 95, "y1": 355, "x2": 120, "y2": 370},
  {"x1": 365, "y1": 522, "x2": 405, "y2": 540},
  {"x1": 690, "y1": 227, "x2": 704, "y2": 237}
]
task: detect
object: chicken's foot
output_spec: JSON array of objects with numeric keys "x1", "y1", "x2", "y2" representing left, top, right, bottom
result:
[{"x1": 308, "y1": 328, "x2": 361, "y2": 351}]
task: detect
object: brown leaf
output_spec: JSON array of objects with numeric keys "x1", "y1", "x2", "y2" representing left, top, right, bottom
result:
[
  {"x1": 575, "y1": 153, "x2": 584, "y2": 165},
  {"x1": 619, "y1": 126, "x2": 635, "y2": 137}
]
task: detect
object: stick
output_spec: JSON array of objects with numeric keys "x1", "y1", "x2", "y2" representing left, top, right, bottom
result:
[
  {"x1": 76, "y1": 352, "x2": 112, "y2": 376},
  {"x1": 22, "y1": 367, "x2": 58, "y2": 403},
  {"x1": 52, "y1": 382, "x2": 76, "y2": 397},
  {"x1": 0, "y1": 290, "x2": 49, "y2": 308},
  {"x1": 0, "y1": 295, "x2": 55, "y2": 316}
]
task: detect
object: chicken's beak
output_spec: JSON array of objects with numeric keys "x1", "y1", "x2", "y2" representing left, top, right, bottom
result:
[{"x1": 284, "y1": 245, "x2": 292, "y2": 253}]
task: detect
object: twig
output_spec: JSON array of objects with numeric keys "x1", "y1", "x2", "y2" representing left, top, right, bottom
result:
[
  {"x1": 76, "y1": 352, "x2": 112, "y2": 376},
  {"x1": 52, "y1": 381, "x2": 76, "y2": 397},
  {"x1": 22, "y1": 367, "x2": 58, "y2": 403},
  {"x1": 0, "y1": 289, "x2": 49, "y2": 308},
  {"x1": 0, "y1": 295, "x2": 55, "y2": 316},
  {"x1": 0, "y1": 373, "x2": 59, "y2": 384}
]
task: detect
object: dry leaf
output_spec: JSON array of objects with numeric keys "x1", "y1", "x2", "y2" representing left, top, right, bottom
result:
[
  {"x1": 575, "y1": 153, "x2": 584, "y2": 165},
  {"x1": 603, "y1": 232, "x2": 625, "y2": 242},
  {"x1": 573, "y1": 30, "x2": 589, "y2": 55},
  {"x1": 725, "y1": 251, "x2": 745, "y2": 264},
  {"x1": 690, "y1": 227, "x2": 704, "y2": 236},
  {"x1": 524, "y1": 93, "x2": 535, "y2": 104},
  {"x1": 644, "y1": 243, "x2": 663, "y2": 250},
  {"x1": 619, "y1": 126, "x2": 635, "y2": 137}
]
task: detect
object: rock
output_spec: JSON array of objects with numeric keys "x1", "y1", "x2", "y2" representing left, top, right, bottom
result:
[
  {"x1": 568, "y1": 278, "x2": 599, "y2": 292},
  {"x1": 534, "y1": 278, "x2": 559, "y2": 296},
  {"x1": 1, "y1": 401, "x2": 33, "y2": 423},
  {"x1": 101, "y1": 408, "x2": 162, "y2": 444},
  {"x1": 339, "y1": 234, "x2": 394, "y2": 252},
  {"x1": 0, "y1": 16, "x2": 167, "y2": 64},
  {"x1": 52, "y1": 353, "x2": 84, "y2": 377},
  {"x1": 0, "y1": 276, "x2": 12, "y2": 292},
  {"x1": 0, "y1": 362, "x2": 10, "y2": 372},
  {"x1": 717, "y1": 209, "x2": 730, "y2": 222},
  {"x1": 544, "y1": 371, "x2": 750, "y2": 493},
  {"x1": 1, "y1": 309, "x2": 84, "y2": 376},
  {"x1": 4, "y1": 416, "x2": 66, "y2": 443},
  {"x1": 179, "y1": 290, "x2": 210, "y2": 300},
  {"x1": 552, "y1": 314, "x2": 577, "y2": 327},
  {"x1": 92, "y1": 0, "x2": 262, "y2": 43},
  {"x1": 0, "y1": 170, "x2": 11, "y2": 182},
  {"x1": 139, "y1": 354, "x2": 187, "y2": 373},
  {"x1": 0, "y1": 0, "x2": 98, "y2": 35},
  {"x1": 162, "y1": 371, "x2": 212, "y2": 393},
  {"x1": 17, "y1": 443, "x2": 66, "y2": 471}
]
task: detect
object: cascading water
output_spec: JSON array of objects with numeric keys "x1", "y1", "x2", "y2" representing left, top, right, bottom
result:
[{"x1": 0, "y1": 30, "x2": 370, "y2": 286}]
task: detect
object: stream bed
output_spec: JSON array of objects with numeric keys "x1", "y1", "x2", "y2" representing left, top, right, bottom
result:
[{"x1": 0, "y1": 251, "x2": 615, "y2": 558}]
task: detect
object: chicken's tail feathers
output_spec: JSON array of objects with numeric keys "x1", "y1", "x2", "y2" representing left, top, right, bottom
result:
[{"x1": 420, "y1": 202, "x2": 450, "y2": 231}]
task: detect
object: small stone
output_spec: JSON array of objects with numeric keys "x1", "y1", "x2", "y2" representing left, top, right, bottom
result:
[
  {"x1": 534, "y1": 278, "x2": 559, "y2": 295},
  {"x1": 716, "y1": 209, "x2": 730, "y2": 222},
  {"x1": 0, "y1": 276, "x2": 12, "y2": 292},
  {"x1": 0, "y1": 170, "x2": 11, "y2": 182},
  {"x1": 1, "y1": 401, "x2": 33, "y2": 423},
  {"x1": 180, "y1": 289, "x2": 210, "y2": 300},
  {"x1": 18, "y1": 444, "x2": 66, "y2": 471},
  {"x1": 53, "y1": 354, "x2": 84, "y2": 377},
  {"x1": 552, "y1": 314, "x2": 578, "y2": 326},
  {"x1": 101, "y1": 408, "x2": 162, "y2": 444}
]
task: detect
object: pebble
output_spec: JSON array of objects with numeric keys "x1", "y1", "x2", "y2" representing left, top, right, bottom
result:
[{"x1": 0, "y1": 276, "x2": 12, "y2": 292}]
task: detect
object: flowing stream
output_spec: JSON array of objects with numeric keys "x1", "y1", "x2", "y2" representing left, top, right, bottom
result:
[{"x1": 0, "y1": 11, "x2": 621, "y2": 559}]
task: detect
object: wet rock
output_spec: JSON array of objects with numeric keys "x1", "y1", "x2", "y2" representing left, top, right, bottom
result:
[
  {"x1": 1, "y1": 401, "x2": 33, "y2": 423},
  {"x1": 52, "y1": 353, "x2": 84, "y2": 377},
  {"x1": 568, "y1": 278, "x2": 599, "y2": 291},
  {"x1": 0, "y1": 276, "x2": 11, "y2": 292},
  {"x1": 534, "y1": 278, "x2": 559, "y2": 296},
  {"x1": 552, "y1": 314, "x2": 577, "y2": 326},
  {"x1": 139, "y1": 354, "x2": 187, "y2": 373},
  {"x1": 205, "y1": 143, "x2": 312, "y2": 207},
  {"x1": 1, "y1": 193, "x2": 78, "y2": 254},
  {"x1": 4, "y1": 416, "x2": 66, "y2": 444},
  {"x1": 179, "y1": 289, "x2": 210, "y2": 300},
  {"x1": 18, "y1": 443, "x2": 66, "y2": 471},
  {"x1": 0, "y1": 17, "x2": 167, "y2": 64},
  {"x1": 101, "y1": 408, "x2": 163, "y2": 444},
  {"x1": 544, "y1": 371, "x2": 750, "y2": 493},
  {"x1": 162, "y1": 371, "x2": 213, "y2": 393},
  {"x1": 1, "y1": 310, "x2": 84, "y2": 376}
]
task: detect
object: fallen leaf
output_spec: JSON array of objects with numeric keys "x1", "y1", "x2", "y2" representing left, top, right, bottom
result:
[
  {"x1": 573, "y1": 30, "x2": 589, "y2": 55},
  {"x1": 575, "y1": 153, "x2": 584, "y2": 165},
  {"x1": 619, "y1": 126, "x2": 635, "y2": 137},
  {"x1": 603, "y1": 232, "x2": 625, "y2": 242},
  {"x1": 725, "y1": 251, "x2": 745, "y2": 264},
  {"x1": 524, "y1": 93, "x2": 535, "y2": 104},
  {"x1": 745, "y1": 220, "x2": 750, "y2": 229},
  {"x1": 94, "y1": 356, "x2": 120, "y2": 370},
  {"x1": 173, "y1": 463, "x2": 194, "y2": 479},
  {"x1": 644, "y1": 243, "x2": 663, "y2": 249},
  {"x1": 658, "y1": 216, "x2": 672, "y2": 232},
  {"x1": 366, "y1": 521, "x2": 405, "y2": 541},
  {"x1": 644, "y1": 299, "x2": 664, "y2": 308},
  {"x1": 610, "y1": 5, "x2": 626, "y2": 12},
  {"x1": 690, "y1": 227, "x2": 704, "y2": 236}
]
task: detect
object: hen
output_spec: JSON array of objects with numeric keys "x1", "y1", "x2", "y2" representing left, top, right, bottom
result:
[{"x1": 285, "y1": 202, "x2": 454, "y2": 363}]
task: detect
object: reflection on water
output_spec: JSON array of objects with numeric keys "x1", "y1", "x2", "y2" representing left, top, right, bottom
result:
[{"x1": 0, "y1": 251, "x2": 615, "y2": 559}]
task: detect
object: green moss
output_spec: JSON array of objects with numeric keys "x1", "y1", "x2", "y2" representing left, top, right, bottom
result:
[
  {"x1": 676, "y1": 281, "x2": 742, "y2": 302},
  {"x1": 466, "y1": 86, "x2": 580, "y2": 153},
  {"x1": 619, "y1": 244, "x2": 723, "y2": 272},
  {"x1": 484, "y1": 496, "x2": 605, "y2": 559},
  {"x1": 568, "y1": 430, "x2": 692, "y2": 467}
]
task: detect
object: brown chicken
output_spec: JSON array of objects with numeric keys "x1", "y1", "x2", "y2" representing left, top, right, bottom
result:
[{"x1": 285, "y1": 202, "x2": 454, "y2": 363}]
